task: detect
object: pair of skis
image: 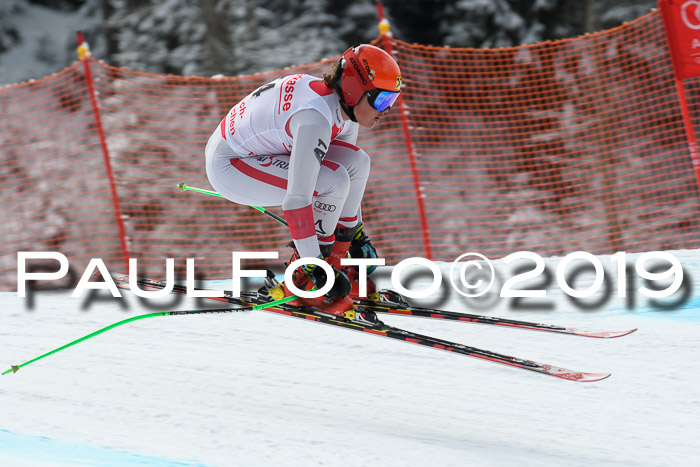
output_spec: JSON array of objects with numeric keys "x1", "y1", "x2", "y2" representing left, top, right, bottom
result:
[
  {"x1": 165, "y1": 184, "x2": 636, "y2": 381},
  {"x1": 111, "y1": 272, "x2": 636, "y2": 382}
]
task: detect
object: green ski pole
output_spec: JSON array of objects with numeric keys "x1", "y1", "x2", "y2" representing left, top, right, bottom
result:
[
  {"x1": 177, "y1": 182, "x2": 288, "y2": 227},
  {"x1": 3, "y1": 294, "x2": 300, "y2": 375}
]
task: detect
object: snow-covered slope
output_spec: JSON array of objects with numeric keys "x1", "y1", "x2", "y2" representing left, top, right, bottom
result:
[{"x1": 1, "y1": 250, "x2": 699, "y2": 466}]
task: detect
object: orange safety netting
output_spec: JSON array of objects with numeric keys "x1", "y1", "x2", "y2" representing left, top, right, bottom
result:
[{"x1": 1, "y1": 10, "x2": 699, "y2": 290}]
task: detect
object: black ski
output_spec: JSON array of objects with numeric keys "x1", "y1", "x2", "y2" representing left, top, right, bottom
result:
[
  {"x1": 109, "y1": 272, "x2": 636, "y2": 338},
  {"x1": 353, "y1": 295, "x2": 637, "y2": 338},
  {"x1": 105, "y1": 272, "x2": 619, "y2": 382}
]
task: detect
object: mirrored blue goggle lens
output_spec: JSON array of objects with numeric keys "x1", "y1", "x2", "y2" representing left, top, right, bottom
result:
[{"x1": 369, "y1": 90, "x2": 399, "y2": 112}]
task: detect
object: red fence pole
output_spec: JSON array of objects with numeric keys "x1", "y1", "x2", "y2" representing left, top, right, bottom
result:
[
  {"x1": 76, "y1": 31, "x2": 130, "y2": 271},
  {"x1": 374, "y1": 2, "x2": 433, "y2": 260}
]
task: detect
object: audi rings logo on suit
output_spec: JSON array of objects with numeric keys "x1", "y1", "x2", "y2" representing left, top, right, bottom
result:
[{"x1": 314, "y1": 201, "x2": 336, "y2": 212}]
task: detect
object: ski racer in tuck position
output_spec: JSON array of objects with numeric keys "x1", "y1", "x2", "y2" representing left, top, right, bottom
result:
[{"x1": 205, "y1": 44, "x2": 402, "y2": 316}]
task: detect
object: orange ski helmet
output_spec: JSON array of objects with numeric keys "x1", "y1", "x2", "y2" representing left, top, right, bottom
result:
[{"x1": 334, "y1": 44, "x2": 402, "y2": 119}]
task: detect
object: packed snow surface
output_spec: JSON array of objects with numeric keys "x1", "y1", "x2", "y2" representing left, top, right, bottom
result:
[{"x1": 1, "y1": 250, "x2": 699, "y2": 466}]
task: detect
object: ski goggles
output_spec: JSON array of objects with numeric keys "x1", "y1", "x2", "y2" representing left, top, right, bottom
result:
[{"x1": 366, "y1": 89, "x2": 400, "y2": 112}]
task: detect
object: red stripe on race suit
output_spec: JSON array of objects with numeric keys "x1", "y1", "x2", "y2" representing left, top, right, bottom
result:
[
  {"x1": 230, "y1": 158, "x2": 288, "y2": 191},
  {"x1": 283, "y1": 205, "x2": 316, "y2": 240},
  {"x1": 331, "y1": 123, "x2": 343, "y2": 140},
  {"x1": 309, "y1": 80, "x2": 334, "y2": 96},
  {"x1": 230, "y1": 158, "x2": 337, "y2": 193},
  {"x1": 220, "y1": 119, "x2": 226, "y2": 139},
  {"x1": 318, "y1": 234, "x2": 335, "y2": 245},
  {"x1": 330, "y1": 140, "x2": 359, "y2": 151},
  {"x1": 322, "y1": 159, "x2": 340, "y2": 170}
]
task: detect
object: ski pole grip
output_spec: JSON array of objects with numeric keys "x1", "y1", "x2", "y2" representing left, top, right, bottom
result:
[{"x1": 177, "y1": 182, "x2": 222, "y2": 198}]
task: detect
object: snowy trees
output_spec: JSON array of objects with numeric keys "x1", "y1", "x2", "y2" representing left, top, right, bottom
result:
[
  {"x1": 0, "y1": 0, "x2": 657, "y2": 84},
  {"x1": 101, "y1": 0, "x2": 375, "y2": 77},
  {"x1": 98, "y1": 0, "x2": 660, "y2": 77}
]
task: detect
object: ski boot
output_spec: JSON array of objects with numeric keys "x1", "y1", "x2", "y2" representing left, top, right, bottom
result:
[{"x1": 326, "y1": 224, "x2": 379, "y2": 301}]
